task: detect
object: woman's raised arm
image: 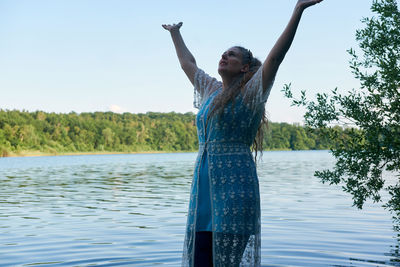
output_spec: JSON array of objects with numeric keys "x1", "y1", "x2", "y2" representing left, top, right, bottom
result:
[
  {"x1": 261, "y1": 0, "x2": 324, "y2": 92},
  {"x1": 162, "y1": 22, "x2": 198, "y2": 85}
]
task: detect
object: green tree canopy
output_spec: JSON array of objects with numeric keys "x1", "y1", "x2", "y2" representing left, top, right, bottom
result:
[
  {"x1": 283, "y1": 0, "x2": 400, "y2": 224},
  {"x1": 0, "y1": 109, "x2": 346, "y2": 156}
]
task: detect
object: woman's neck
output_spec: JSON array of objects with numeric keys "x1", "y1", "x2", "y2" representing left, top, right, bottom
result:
[{"x1": 221, "y1": 75, "x2": 237, "y2": 90}]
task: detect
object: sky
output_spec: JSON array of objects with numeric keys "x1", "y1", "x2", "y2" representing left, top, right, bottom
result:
[{"x1": 0, "y1": 0, "x2": 384, "y2": 123}]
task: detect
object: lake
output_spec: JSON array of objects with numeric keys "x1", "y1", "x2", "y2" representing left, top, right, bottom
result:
[{"x1": 0, "y1": 151, "x2": 398, "y2": 266}]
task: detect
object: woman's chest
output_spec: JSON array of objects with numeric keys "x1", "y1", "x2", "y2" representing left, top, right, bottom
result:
[{"x1": 196, "y1": 95, "x2": 261, "y2": 141}]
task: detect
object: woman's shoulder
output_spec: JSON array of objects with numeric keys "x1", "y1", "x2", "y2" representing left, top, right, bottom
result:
[
  {"x1": 196, "y1": 68, "x2": 223, "y2": 92},
  {"x1": 196, "y1": 68, "x2": 222, "y2": 84}
]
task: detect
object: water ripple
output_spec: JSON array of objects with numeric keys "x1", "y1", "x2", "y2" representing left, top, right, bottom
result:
[{"x1": 0, "y1": 151, "x2": 399, "y2": 266}]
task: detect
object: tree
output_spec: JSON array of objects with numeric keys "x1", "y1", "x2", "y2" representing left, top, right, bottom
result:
[
  {"x1": 283, "y1": 0, "x2": 400, "y2": 224},
  {"x1": 102, "y1": 128, "x2": 115, "y2": 148}
]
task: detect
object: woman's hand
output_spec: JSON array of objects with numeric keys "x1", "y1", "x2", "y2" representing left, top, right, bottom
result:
[
  {"x1": 162, "y1": 22, "x2": 183, "y2": 33},
  {"x1": 296, "y1": 0, "x2": 323, "y2": 11}
]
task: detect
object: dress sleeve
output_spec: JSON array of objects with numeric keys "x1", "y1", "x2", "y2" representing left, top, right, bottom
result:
[
  {"x1": 243, "y1": 67, "x2": 274, "y2": 108},
  {"x1": 193, "y1": 68, "x2": 222, "y2": 109}
]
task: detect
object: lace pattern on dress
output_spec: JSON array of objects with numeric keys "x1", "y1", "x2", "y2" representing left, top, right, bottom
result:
[
  {"x1": 193, "y1": 68, "x2": 222, "y2": 109},
  {"x1": 242, "y1": 67, "x2": 274, "y2": 114},
  {"x1": 183, "y1": 67, "x2": 274, "y2": 267}
]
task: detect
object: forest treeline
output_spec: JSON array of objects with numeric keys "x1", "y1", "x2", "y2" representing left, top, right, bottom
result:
[{"x1": 0, "y1": 110, "x2": 348, "y2": 157}]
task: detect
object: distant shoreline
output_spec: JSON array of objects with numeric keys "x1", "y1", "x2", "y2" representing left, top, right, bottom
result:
[
  {"x1": 1, "y1": 148, "x2": 308, "y2": 158},
  {"x1": 1, "y1": 150, "x2": 198, "y2": 158},
  {"x1": 0, "y1": 111, "x2": 340, "y2": 159}
]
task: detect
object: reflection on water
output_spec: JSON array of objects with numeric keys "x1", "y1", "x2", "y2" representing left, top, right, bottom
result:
[{"x1": 0, "y1": 151, "x2": 399, "y2": 266}]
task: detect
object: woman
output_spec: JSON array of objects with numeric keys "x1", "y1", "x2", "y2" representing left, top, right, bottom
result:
[{"x1": 163, "y1": 1, "x2": 323, "y2": 266}]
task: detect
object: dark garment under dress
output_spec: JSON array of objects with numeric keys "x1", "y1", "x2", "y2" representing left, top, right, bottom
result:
[{"x1": 182, "y1": 67, "x2": 273, "y2": 267}]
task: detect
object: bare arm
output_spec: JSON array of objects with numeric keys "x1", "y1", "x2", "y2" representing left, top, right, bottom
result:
[
  {"x1": 262, "y1": 0, "x2": 323, "y2": 92},
  {"x1": 162, "y1": 22, "x2": 198, "y2": 85}
]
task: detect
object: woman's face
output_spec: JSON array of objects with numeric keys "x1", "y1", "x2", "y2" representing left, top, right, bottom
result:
[{"x1": 218, "y1": 47, "x2": 247, "y2": 77}]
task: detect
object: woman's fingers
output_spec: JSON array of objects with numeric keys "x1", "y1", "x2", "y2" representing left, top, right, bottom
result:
[
  {"x1": 297, "y1": 0, "x2": 324, "y2": 10},
  {"x1": 162, "y1": 22, "x2": 183, "y2": 31}
]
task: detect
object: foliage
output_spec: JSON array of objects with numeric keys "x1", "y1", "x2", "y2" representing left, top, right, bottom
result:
[
  {"x1": 0, "y1": 110, "x2": 199, "y2": 154},
  {"x1": 0, "y1": 110, "x2": 346, "y2": 156},
  {"x1": 283, "y1": 0, "x2": 400, "y2": 223}
]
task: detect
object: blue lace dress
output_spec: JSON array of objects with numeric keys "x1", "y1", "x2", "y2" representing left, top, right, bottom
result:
[{"x1": 182, "y1": 67, "x2": 273, "y2": 267}]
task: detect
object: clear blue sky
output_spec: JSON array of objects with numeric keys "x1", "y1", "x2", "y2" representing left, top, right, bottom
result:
[{"x1": 0, "y1": 0, "x2": 383, "y2": 123}]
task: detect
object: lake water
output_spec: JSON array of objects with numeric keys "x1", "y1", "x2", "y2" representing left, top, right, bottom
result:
[{"x1": 0, "y1": 151, "x2": 399, "y2": 266}]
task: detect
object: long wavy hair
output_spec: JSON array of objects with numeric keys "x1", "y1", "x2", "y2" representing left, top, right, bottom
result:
[{"x1": 208, "y1": 46, "x2": 267, "y2": 161}]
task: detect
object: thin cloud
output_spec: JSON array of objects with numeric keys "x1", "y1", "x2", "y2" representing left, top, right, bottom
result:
[{"x1": 109, "y1": 104, "x2": 124, "y2": 114}]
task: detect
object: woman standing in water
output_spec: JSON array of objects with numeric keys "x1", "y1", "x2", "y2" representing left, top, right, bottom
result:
[{"x1": 163, "y1": 0, "x2": 324, "y2": 266}]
